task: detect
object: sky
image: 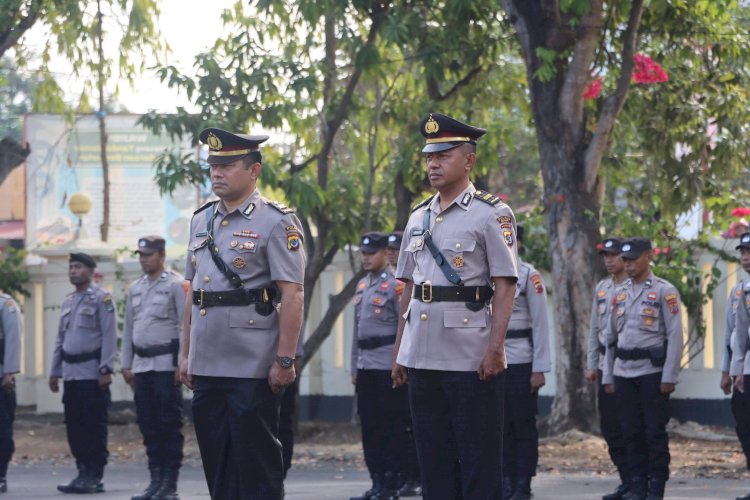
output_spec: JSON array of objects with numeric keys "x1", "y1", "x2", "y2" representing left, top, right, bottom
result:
[{"x1": 20, "y1": 0, "x2": 236, "y2": 114}]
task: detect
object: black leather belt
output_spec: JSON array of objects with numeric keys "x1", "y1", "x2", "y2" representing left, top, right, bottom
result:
[
  {"x1": 506, "y1": 328, "x2": 532, "y2": 340},
  {"x1": 412, "y1": 284, "x2": 493, "y2": 303},
  {"x1": 192, "y1": 287, "x2": 277, "y2": 307},
  {"x1": 61, "y1": 348, "x2": 101, "y2": 364},
  {"x1": 0, "y1": 339, "x2": 5, "y2": 360},
  {"x1": 615, "y1": 347, "x2": 651, "y2": 360},
  {"x1": 134, "y1": 339, "x2": 179, "y2": 366},
  {"x1": 358, "y1": 334, "x2": 397, "y2": 350}
]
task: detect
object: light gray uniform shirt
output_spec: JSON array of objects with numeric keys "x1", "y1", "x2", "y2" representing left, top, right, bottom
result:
[
  {"x1": 586, "y1": 277, "x2": 627, "y2": 372},
  {"x1": 350, "y1": 267, "x2": 403, "y2": 376},
  {"x1": 603, "y1": 273, "x2": 683, "y2": 385},
  {"x1": 121, "y1": 270, "x2": 186, "y2": 373},
  {"x1": 506, "y1": 260, "x2": 550, "y2": 372},
  {"x1": 50, "y1": 286, "x2": 119, "y2": 380},
  {"x1": 730, "y1": 279, "x2": 750, "y2": 376},
  {"x1": 395, "y1": 184, "x2": 519, "y2": 371},
  {"x1": 185, "y1": 189, "x2": 306, "y2": 378},
  {"x1": 0, "y1": 294, "x2": 21, "y2": 375}
]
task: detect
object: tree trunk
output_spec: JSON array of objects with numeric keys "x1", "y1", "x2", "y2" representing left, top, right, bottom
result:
[{"x1": 96, "y1": 0, "x2": 110, "y2": 242}]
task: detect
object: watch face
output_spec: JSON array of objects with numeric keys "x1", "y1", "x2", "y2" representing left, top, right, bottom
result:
[{"x1": 277, "y1": 356, "x2": 293, "y2": 368}]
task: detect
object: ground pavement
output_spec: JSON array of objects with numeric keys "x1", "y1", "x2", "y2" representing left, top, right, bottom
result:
[{"x1": 0, "y1": 464, "x2": 747, "y2": 499}]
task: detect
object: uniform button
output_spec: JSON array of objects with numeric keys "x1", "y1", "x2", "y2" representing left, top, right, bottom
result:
[
  {"x1": 214, "y1": 246, "x2": 219, "y2": 252},
  {"x1": 436, "y1": 216, "x2": 444, "y2": 223},
  {"x1": 200, "y1": 308, "x2": 206, "y2": 316},
  {"x1": 420, "y1": 313, "x2": 428, "y2": 321},
  {"x1": 462, "y1": 318, "x2": 469, "y2": 325},
  {"x1": 203, "y1": 276, "x2": 210, "y2": 283},
  {"x1": 455, "y1": 243, "x2": 462, "y2": 249},
  {"x1": 248, "y1": 319, "x2": 255, "y2": 326},
  {"x1": 221, "y1": 220, "x2": 229, "y2": 226}
]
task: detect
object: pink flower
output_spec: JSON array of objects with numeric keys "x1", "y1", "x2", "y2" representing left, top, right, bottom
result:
[
  {"x1": 632, "y1": 54, "x2": 668, "y2": 84},
  {"x1": 662, "y1": 246, "x2": 670, "y2": 254},
  {"x1": 583, "y1": 76, "x2": 602, "y2": 100},
  {"x1": 731, "y1": 208, "x2": 750, "y2": 217},
  {"x1": 654, "y1": 248, "x2": 661, "y2": 255}
]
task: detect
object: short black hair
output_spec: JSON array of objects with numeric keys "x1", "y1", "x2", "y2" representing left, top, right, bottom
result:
[{"x1": 242, "y1": 151, "x2": 262, "y2": 169}]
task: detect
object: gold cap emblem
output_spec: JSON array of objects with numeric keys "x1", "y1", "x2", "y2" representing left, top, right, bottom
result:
[
  {"x1": 207, "y1": 132, "x2": 223, "y2": 151},
  {"x1": 424, "y1": 115, "x2": 439, "y2": 134}
]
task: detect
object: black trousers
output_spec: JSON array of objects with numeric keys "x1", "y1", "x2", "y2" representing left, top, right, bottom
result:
[
  {"x1": 356, "y1": 369, "x2": 410, "y2": 476},
  {"x1": 134, "y1": 371, "x2": 184, "y2": 470},
  {"x1": 404, "y1": 412, "x2": 422, "y2": 482},
  {"x1": 62, "y1": 380, "x2": 110, "y2": 473},
  {"x1": 192, "y1": 376, "x2": 283, "y2": 500},
  {"x1": 737, "y1": 376, "x2": 750, "y2": 468},
  {"x1": 598, "y1": 372, "x2": 628, "y2": 479},
  {"x1": 408, "y1": 368, "x2": 504, "y2": 500},
  {"x1": 0, "y1": 386, "x2": 15, "y2": 477},
  {"x1": 279, "y1": 379, "x2": 297, "y2": 479},
  {"x1": 502, "y1": 363, "x2": 538, "y2": 479},
  {"x1": 614, "y1": 373, "x2": 670, "y2": 484}
]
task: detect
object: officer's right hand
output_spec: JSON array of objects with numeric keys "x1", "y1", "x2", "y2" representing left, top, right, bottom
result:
[
  {"x1": 720, "y1": 372, "x2": 732, "y2": 395},
  {"x1": 179, "y1": 356, "x2": 193, "y2": 390},
  {"x1": 584, "y1": 369, "x2": 599, "y2": 384},
  {"x1": 735, "y1": 375, "x2": 745, "y2": 394},
  {"x1": 391, "y1": 363, "x2": 407, "y2": 388},
  {"x1": 351, "y1": 375, "x2": 357, "y2": 386},
  {"x1": 49, "y1": 376, "x2": 59, "y2": 393},
  {"x1": 122, "y1": 368, "x2": 135, "y2": 388},
  {"x1": 478, "y1": 349, "x2": 506, "y2": 381},
  {"x1": 1, "y1": 374, "x2": 13, "y2": 392},
  {"x1": 603, "y1": 383, "x2": 615, "y2": 394}
]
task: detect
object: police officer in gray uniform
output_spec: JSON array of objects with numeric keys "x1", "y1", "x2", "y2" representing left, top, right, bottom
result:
[
  {"x1": 729, "y1": 233, "x2": 750, "y2": 500},
  {"x1": 585, "y1": 237, "x2": 630, "y2": 500},
  {"x1": 0, "y1": 293, "x2": 21, "y2": 493},
  {"x1": 602, "y1": 238, "x2": 683, "y2": 500},
  {"x1": 502, "y1": 225, "x2": 551, "y2": 500},
  {"x1": 392, "y1": 113, "x2": 518, "y2": 500},
  {"x1": 180, "y1": 128, "x2": 306, "y2": 499},
  {"x1": 350, "y1": 232, "x2": 408, "y2": 500},
  {"x1": 50, "y1": 253, "x2": 118, "y2": 494},
  {"x1": 122, "y1": 236, "x2": 185, "y2": 500}
]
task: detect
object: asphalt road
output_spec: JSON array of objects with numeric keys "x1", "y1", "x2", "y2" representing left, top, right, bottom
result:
[{"x1": 1, "y1": 464, "x2": 747, "y2": 499}]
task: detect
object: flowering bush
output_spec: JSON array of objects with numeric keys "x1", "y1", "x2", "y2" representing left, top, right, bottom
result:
[
  {"x1": 632, "y1": 54, "x2": 668, "y2": 84},
  {"x1": 583, "y1": 76, "x2": 602, "y2": 101}
]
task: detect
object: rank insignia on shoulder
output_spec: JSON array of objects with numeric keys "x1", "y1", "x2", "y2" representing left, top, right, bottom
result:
[
  {"x1": 287, "y1": 232, "x2": 301, "y2": 251},
  {"x1": 473, "y1": 190, "x2": 501, "y2": 206},
  {"x1": 268, "y1": 200, "x2": 294, "y2": 214}
]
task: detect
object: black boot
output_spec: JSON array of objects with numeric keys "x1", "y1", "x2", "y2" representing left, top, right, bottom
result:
[
  {"x1": 510, "y1": 476, "x2": 532, "y2": 500},
  {"x1": 131, "y1": 467, "x2": 163, "y2": 500},
  {"x1": 57, "y1": 465, "x2": 87, "y2": 493},
  {"x1": 74, "y1": 465, "x2": 105, "y2": 494},
  {"x1": 502, "y1": 476, "x2": 516, "y2": 500},
  {"x1": 397, "y1": 477, "x2": 422, "y2": 497},
  {"x1": 372, "y1": 472, "x2": 399, "y2": 500},
  {"x1": 351, "y1": 473, "x2": 384, "y2": 500},
  {"x1": 602, "y1": 483, "x2": 629, "y2": 500},
  {"x1": 152, "y1": 468, "x2": 179, "y2": 500},
  {"x1": 623, "y1": 476, "x2": 647, "y2": 500},
  {"x1": 736, "y1": 491, "x2": 750, "y2": 500},
  {"x1": 646, "y1": 478, "x2": 665, "y2": 500}
]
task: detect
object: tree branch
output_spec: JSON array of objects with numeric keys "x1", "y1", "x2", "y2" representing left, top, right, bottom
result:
[
  {"x1": 0, "y1": 0, "x2": 42, "y2": 58},
  {"x1": 583, "y1": 0, "x2": 644, "y2": 192},
  {"x1": 289, "y1": 153, "x2": 319, "y2": 176},
  {"x1": 427, "y1": 65, "x2": 484, "y2": 102}
]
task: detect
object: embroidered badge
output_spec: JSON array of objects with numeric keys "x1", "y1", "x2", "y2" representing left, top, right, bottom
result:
[
  {"x1": 616, "y1": 293, "x2": 626, "y2": 302},
  {"x1": 497, "y1": 216, "x2": 512, "y2": 224},
  {"x1": 647, "y1": 292, "x2": 657, "y2": 301},
  {"x1": 643, "y1": 316, "x2": 656, "y2": 327},
  {"x1": 287, "y1": 232, "x2": 301, "y2": 251},
  {"x1": 103, "y1": 294, "x2": 115, "y2": 313},
  {"x1": 530, "y1": 274, "x2": 544, "y2": 294},
  {"x1": 503, "y1": 230, "x2": 514, "y2": 247},
  {"x1": 374, "y1": 307, "x2": 382, "y2": 315},
  {"x1": 372, "y1": 296, "x2": 384, "y2": 306},
  {"x1": 242, "y1": 241, "x2": 256, "y2": 251},
  {"x1": 286, "y1": 225, "x2": 300, "y2": 232},
  {"x1": 665, "y1": 293, "x2": 679, "y2": 314},
  {"x1": 597, "y1": 290, "x2": 607, "y2": 299},
  {"x1": 642, "y1": 306, "x2": 655, "y2": 316},
  {"x1": 500, "y1": 223, "x2": 513, "y2": 229},
  {"x1": 425, "y1": 115, "x2": 439, "y2": 134},
  {"x1": 358, "y1": 282, "x2": 367, "y2": 290},
  {"x1": 233, "y1": 256, "x2": 246, "y2": 269},
  {"x1": 452, "y1": 255, "x2": 465, "y2": 268},
  {"x1": 380, "y1": 282, "x2": 390, "y2": 291}
]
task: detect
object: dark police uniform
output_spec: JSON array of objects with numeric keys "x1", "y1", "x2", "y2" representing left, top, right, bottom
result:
[
  {"x1": 603, "y1": 238, "x2": 683, "y2": 500},
  {"x1": 503, "y1": 232, "x2": 551, "y2": 500},
  {"x1": 51, "y1": 253, "x2": 118, "y2": 493},
  {"x1": 585, "y1": 237, "x2": 629, "y2": 499},
  {"x1": 395, "y1": 113, "x2": 519, "y2": 500},
  {"x1": 0, "y1": 293, "x2": 20, "y2": 492},
  {"x1": 122, "y1": 236, "x2": 185, "y2": 500},
  {"x1": 186, "y1": 128, "x2": 306, "y2": 500},
  {"x1": 351, "y1": 233, "x2": 409, "y2": 500}
]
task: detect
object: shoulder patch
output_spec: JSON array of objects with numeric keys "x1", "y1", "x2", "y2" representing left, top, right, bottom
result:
[
  {"x1": 193, "y1": 200, "x2": 217, "y2": 215},
  {"x1": 266, "y1": 200, "x2": 295, "y2": 214},
  {"x1": 411, "y1": 194, "x2": 435, "y2": 213},
  {"x1": 103, "y1": 293, "x2": 115, "y2": 313},
  {"x1": 473, "y1": 190, "x2": 501, "y2": 206}
]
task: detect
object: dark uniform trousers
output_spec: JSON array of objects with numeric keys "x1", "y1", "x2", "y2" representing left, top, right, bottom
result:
[
  {"x1": 63, "y1": 380, "x2": 111, "y2": 474},
  {"x1": 133, "y1": 371, "x2": 184, "y2": 470},
  {"x1": 503, "y1": 363, "x2": 538, "y2": 479},
  {"x1": 356, "y1": 369, "x2": 409, "y2": 477},
  {"x1": 192, "y1": 376, "x2": 283, "y2": 500},
  {"x1": 408, "y1": 368, "x2": 505, "y2": 500},
  {"x1": 0, "y1": 387, "x2": 16, "y2": 476},
  {"x1": 738, "y1": 376, "x2": 750, "y2": 468},
  {"x1": 597, "y1": 371, "x2": 628, "y2": 478},
  {"x1": 614, "y1": 373, "x2": 670, "y2": 483},
  {"x1": 279, "y1": 379, "x2": 298, "y2": 479}
]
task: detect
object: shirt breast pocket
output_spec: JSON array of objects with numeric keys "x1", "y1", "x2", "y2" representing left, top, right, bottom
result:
[
  {"x1": 79, "y1": 306, "x2": 97, "y2": 330},
  {"x1": 441, "y1": 238, "x2": 476, "y2": 270},
  {"x1": 369, "y1": 294, "x2": 395, "y2": 322},
  {"x1": 639, "y1": 307, "x2": 660, "y2": 333},
  {"x1": 151, "y1": 294, "x2": 170, "y2": 319}
]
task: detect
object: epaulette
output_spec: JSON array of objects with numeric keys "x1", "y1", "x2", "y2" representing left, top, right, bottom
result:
[
  {"x1": 266, "y1": 200, "x2": 295, "y2": 214},
  {"x1": 473, "y1": 190, "x2": 502, "y2": 206},
  {"x1": 193, "y1": 200, "x2": 217, "y2": 215},
  {"x1": 411, "y1": 194, "x2": 435, "y2": 213}
]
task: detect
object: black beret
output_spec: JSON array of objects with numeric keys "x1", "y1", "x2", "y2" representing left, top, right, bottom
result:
[
  {"x1": 199, "y1": 127, "x2": 269, "y2": 165},
  {"x1": 69, "y1": 252, "x2": 96, "y2": 269},
  {"x1": 419, "y1": 113, "x2": 487, "y2": 153}
]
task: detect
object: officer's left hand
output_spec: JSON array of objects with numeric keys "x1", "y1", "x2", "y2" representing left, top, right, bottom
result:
[
  {"x1": 720, "y1": 372, "x2": 732, "y2": 395},
  {"x1": 1, "y1": 374, "x2": 13, "y2": 392},
  {"x1": 660, "y1": 383, "x2": 676, "y2": 395},
  {"x1": 530, "y1": 372, "x2": 545, "y2": 392},
  {"x1": 268, "y1": 362, "x2": 296, "y2": 394},
  {"x1": 478, "y1": 348, "x2": 506, "y2": 381},
  {"x1": 98, "y1": 373, "x2": 112, "y2": 389}
]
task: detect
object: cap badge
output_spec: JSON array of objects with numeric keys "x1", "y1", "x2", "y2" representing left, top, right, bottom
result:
[
  {"x1": 622, "y1": 244, "x2": 631, "y2": 252},
  {"x1": 139, "y1": 239, "x2": 147, "y2": 247},
  {"x1": 207, "y1": 132, "x2": 223, "y2": 151},
  {"x1": 363, "y1": 237, "x2": 370, "y2": 245},
  {"x1": 424, "y1": 115, "x2": 439, "y2": 134},
  {"x1": 605, "y1": 241, "x2": 613, "y2": 248},
  {"x1": 388, "y1": 235, "x2": 397, "y2": 242}
]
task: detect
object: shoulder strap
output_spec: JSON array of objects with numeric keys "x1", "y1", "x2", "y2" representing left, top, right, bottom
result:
[
  {"x1": 473, "y1": 190, "x2": 501, "y2": 206},
  {"x1": 194, "y1": 200, "x2": 216, "y2": 215},
  {"x1": 267, "y1": 200, "x2": 294, "y2": 214},
  {"x1": 411, "y1": 194, "x2": 435, "y2": 213},
  {"x1": 421, "y1": 209, "x2": 463, "y2": 285}
]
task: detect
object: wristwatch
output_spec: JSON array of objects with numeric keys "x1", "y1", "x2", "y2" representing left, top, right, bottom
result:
[
  {"x1": 275, "y1": 356, "x2": 295, "y2": 369},
  {"x1": 99, "y1": 367, "x2": 112, "y2": 375}
]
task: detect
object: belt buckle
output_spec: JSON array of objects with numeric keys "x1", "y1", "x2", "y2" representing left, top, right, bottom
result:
[
  {"x1": 421, "y1": 281, "x2": 432, "y2": 303},
  {"x1": 199, "y1": 289, "x2": 205, "y2": 307}
]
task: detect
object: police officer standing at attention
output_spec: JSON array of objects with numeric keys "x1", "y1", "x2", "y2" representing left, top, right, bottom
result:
[
  {"x1": 392, "y1": 113, "x2": 518, "y2": 500},
  {"x1": 385, "y1": 231, "x2": 403, "y2": 269},
  {"x1": 350, "y1": 231, "x2": 408, "y2": 500},
  {"x1": 0, "y1": 292, "x2": 21, "y2": 493},
  {"x1": 728, "y1": 233, "x2": 750, "y2": 500},
  {"x1": 50, "y1": 253, "x2": 118, "y2": 494},
  {"x1": 180, "y1": 127, "x2": 306, "y2": 499},
  {"x1": 502, "y1": 225, "x2": 551, "y2": 500},
  {"x1": 122, "y1": 236, "x2": 186, "y2": 500},
  {"x1": 584, "y1": 237, "x2": 630, "y2": 500},
  {"x1": 602, "y1": 238, "x2": 683, "y2": 500}
]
